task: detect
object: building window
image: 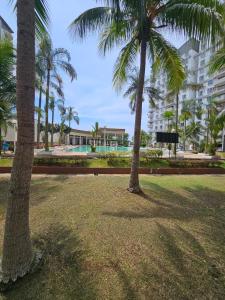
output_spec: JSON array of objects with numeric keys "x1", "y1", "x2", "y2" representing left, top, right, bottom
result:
[
  {"x1": 208, "y1": 79, "x2": 213, "y2": 85},
  {"x1": 199, "y1": 90, "x2": 203, "y2": 96},
  {"x1": 200, "y1": 60, "x2": 205, "y2": 67},
  {"x1": 199, "y1": 75, "x2": 204, "y2": 82},
  {"x1": 182, "y1": 95, "x2": 186, "y2": 100}
]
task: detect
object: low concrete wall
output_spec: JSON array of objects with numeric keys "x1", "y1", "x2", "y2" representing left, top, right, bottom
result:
[{"x1": 0, "y1": 167, "x2": 225, "y2": 175}]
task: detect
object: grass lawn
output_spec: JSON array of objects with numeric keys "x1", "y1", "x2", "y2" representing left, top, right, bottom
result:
[{"x1": 0, "y1": 175, "x2": 225, "y2": 299}]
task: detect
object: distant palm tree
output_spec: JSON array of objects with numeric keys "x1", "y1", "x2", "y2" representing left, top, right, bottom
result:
[
  {"x1": 124, "y1": 68, "x2": 161, "y2": 113},
  {"x1": 1, "y1": 0, "x2": 49, "y2": 284},
  {"x1": 70, "y1": 0, "x2": 223, "y2": 193},
  {"x1": 92, "y1": 122, "x2": 100, "y2": 147},
  {"x1": 180, "y1": 100, "x2": 194, "y2": 151},
  {"x1": 163, "y1": 111, "x2": 174, "y2": 132},
  {"x1": 65, "y1": 106, "x2": 79, "y2": 129},
  {"x1": 37, "y1": 34, "x2": 77, "y2": 151}
]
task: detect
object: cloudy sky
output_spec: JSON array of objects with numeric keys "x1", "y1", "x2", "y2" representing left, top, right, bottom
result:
[{"x1": 1, "y1": 0, "x2": 185, "y2": 136}]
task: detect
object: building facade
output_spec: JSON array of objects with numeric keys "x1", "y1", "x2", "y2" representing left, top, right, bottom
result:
[
  {"x1": 0, "y1": 16, "x2": 13, "y2": 40},
  {"x1": 148, "y1": 38, "x2": 225, "y2": 150},
  {"x1": 68, "y1": 127, "x2": 127, "y2": 146}
]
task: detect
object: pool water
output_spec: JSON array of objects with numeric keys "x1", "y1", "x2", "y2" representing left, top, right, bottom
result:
[{"x1": 68, "y1": 145, "x2": 131, "y2": 153}]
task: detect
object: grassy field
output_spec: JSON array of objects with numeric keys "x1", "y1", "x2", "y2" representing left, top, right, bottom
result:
[{"x1": 0, "y1": 175, "x2": 225, "y2": 299}]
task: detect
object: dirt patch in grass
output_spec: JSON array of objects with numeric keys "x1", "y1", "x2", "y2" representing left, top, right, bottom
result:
[{"x1": 0, "y1": 175, "x2": 225, "y2": 299}]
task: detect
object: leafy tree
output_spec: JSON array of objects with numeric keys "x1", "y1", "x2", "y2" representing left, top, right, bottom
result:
[
  {"x1": 140, "y1": 130, "x2": 151, "y2": 147},
  {"x1": 70, "y1": 0, "x2": 223, "y2": 193}
]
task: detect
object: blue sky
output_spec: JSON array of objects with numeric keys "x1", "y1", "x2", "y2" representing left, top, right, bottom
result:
[{"x1": 1, "y1": 0, "x2": 185, "y2": 136}]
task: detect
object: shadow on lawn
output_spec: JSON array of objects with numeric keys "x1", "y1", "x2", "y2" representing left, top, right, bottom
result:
[
  {"x1": 3, "y1": 224, "x2": 97, "y2": 300},
  {"x1": 103, "y1": 183, "x2": 225, "y2": 222},
  {"x1": 138, "y1": 223, "x2": 225, "y2": 299},
  {"x1": 102, "y1": 182, "x2": 225, "y2": 298}
]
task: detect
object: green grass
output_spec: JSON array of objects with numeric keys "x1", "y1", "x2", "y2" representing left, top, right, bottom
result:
[
  {"x1": 0, "y1": 158, "x2": 13, "y2": 167},
  {"x1": 0, "y1": 175, "x2": 225, "y2": 299}
]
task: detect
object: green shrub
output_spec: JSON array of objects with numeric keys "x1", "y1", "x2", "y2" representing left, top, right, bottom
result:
[
  {"x1": 167, "y1": 159, "x2": 222, "y2": 168},
  {"x1": 91, "y1": 146, "x2": 96, "y2": 153}
]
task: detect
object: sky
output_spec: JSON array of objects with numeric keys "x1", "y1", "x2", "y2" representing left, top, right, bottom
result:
[{"x1": 1, "y1": 0, "x2": 186, "y2": 136}]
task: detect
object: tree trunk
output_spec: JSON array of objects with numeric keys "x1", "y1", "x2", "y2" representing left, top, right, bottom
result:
[
  {"x1": 174, "y1": 93, "x2": 179, "y2": 158},
  {"x1": 184, "y1": 118, "x2": 186, "y2": 151},
  {"x1": 51, "y1": 108, "x2": 54, "y2": 147},
  {"x1": 45, "y1": 68, "x2": 50, "y2": 151},
  {"x1": 37, "y1": 77, "x2": 42, "y2": 148},
  {"x1": 0, "y1": 126, "x2": 2, "y2": 156},
  {"x1": 128, "y1": 39, "x2": 147, "y2": 193},
  {"x1": 1, "y1": 0, "x2": 35, "y2": 283}
]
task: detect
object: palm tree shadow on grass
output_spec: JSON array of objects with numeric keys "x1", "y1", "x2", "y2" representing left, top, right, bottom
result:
[
  {"x1": 3, "y1": 224, "x2": 97, "y2": 300},
  {"x1": 103, "y1": 183, "x2": 225, "y2": 222},
  {"x1": 139, "y1": 223, "x2": 225, "y2": 299}
]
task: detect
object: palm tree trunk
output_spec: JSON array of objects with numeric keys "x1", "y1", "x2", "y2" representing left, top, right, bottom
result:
[
  {"x1": 184, "y1": 118, "x2": 186, "y2": 151},
  {"x1": 174, "y1": 93, "x2": 179, "y2": 158},
  {"x1": 51, "y1": 108, "x2": 54, "y2": 147},
  {"x1": 129, "y1": 39, "x2": 147, "y2": 193},
  {"x1": 45, "y1": 68, "x2": 50, "y2": 151},
  {"x1": 1, "y1": 0, "x2": 35, "y2": 283},
  {"x1": 37, "y1": 77, "x2": 42, "y2": 148},
  {"x1": 0, "y1": 126, "x2": 2, "y2": 156}
]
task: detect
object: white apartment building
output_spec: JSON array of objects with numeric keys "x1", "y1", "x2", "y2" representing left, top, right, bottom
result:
[
  {"x1": 0, "y1": 16, "x2": 13, "y2": 40},
  {"x1": 148, "y1": 38, "x2": 225, "y2": 150}
]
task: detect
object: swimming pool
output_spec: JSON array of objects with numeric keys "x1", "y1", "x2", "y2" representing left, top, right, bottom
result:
[{"x1": 68, "y1": 145, "x2": 131, "y2": 153}]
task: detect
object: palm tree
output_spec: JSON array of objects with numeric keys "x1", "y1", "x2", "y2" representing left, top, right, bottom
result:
[
  {"x1": 124, "y1": 67, "x2": 161, "y2": 113},
  {"x1": 1, "y1": 0, "x2": 49, "y2": 285},
  {"x1": 37, "y1": 34, "x2": 77, "y2": 151},
  {"x1": 179, "y1": 100, "x2": 194, "y2": 151},
  {"x1": 163, "y1": 110, "x2": 174, "y2": 132},
  {"x1": 65, "y1": 106, "x2": 79, "y2": 129},
  {"x1": 0, "y1": 100, "x2": 15, "y2": 155},
  {"x1": 92, "y1": 122, "x2": 100, "y2": 147},
  {"x1": 70, "y1": 0, "x2": 223, "y2": 193},
  {"x1": 49, "y1": 94, "x2": 56, "y2": 147},
  {"x1": 0, "y1": 39, "x2": 16, "y2": 105}
]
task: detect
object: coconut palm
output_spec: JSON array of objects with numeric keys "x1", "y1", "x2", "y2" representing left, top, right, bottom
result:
[
  {"x1": 179, "y1": 100, "x2": 195, "y2": 151},
  {"x1": 163, "y1": 111, "x2": 174, "y2": 132},
  {"x1": 0, "y1": 39, "x2": 16, "y2": 104},
  {"x1": 70, "y1": 0, "x2": 223, "y2": 193},
  {"x1": 1, "y1": 0, "x2": 49, "y2": 285},
  {"x1": 92, "y1": 122, "x2": 100, "y2": 147},
  {"x1": 37, "y1": 34, "x2": 77, "y2": 151},
  {"x1": 124, "y1": 67, "x2": 161, "y2": 113},
  {"x1": 64, "y1": 106, "x2": 79, "y2": 129}
]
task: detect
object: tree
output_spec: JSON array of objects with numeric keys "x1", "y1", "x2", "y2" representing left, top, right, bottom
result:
[
  {"x1": 0, "y1": 39, "x2": 16, "y2": 104},
  {"x1": 37, "y1": 34, "x2": 77, "y2": 151},
  {"x1": 92, "y1": 122, "x2": 100, "y2": 147},
  {"x1": 1, "y1": 0, "x2": 49, "y2": 285},
  {"x1": 123, "y1": 67, "x2": 161, "y2": 113},
  {"x1": 163, "y1": 111, "x2": 174, "y2": 132},
  {"x1": 70, "y1": 0, "x2": 223, "y2": 193},
  {"x1": 140, "y1": 130, "x2": 150, "y2": 147},
  {"x1": 179, "y1": 100, "x2": 195, "y2": 151},
  {"x1": 64, "y1": 106, "x2": 79, "y2": 129}
]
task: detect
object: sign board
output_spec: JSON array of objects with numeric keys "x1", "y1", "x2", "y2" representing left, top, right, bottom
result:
[{"x1": 156, "y1": 132, "x2": 179, "y2": 144}]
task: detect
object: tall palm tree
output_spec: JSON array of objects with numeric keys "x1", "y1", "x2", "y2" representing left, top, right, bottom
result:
[
  {"x1": 124, "y1": 67, "x2": 161, "y2": 113},
  {"x1": 70, "y1": 0, "x2": 223, "y2": 193},
  {"x1": 65, "y1": 106, "x2": 79, "y2": 129},
  {"x1": 37, "y1": 35, "x2": 77, "y2": 151},
  {"x1": 1, "y1": 0, "x2": 49, "y2": 285},
  {"x1": 180, "y1": 100, "x2": 194, "y2": 151},
  {"x1": 49, "y1": 94, "x2": 55, "y2": 147}
]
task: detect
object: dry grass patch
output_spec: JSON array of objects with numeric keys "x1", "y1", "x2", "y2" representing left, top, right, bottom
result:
[{"x1": 0, "y1": 175, "x2": 224, "y2": 299}]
